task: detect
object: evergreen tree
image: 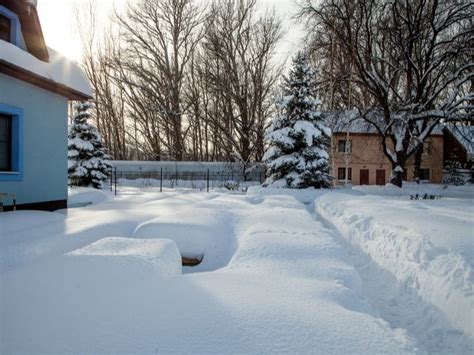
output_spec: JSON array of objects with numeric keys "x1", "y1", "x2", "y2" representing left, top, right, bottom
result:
[
  {"x1": 68, "y1": 102, "x2": 112, "y2": 188},
  {"x1": 263, "y1": 52, "x2": 331, "y2": 188},
  {"x1": 444, "y1": 156, "x2": 465, "y2": 186}
]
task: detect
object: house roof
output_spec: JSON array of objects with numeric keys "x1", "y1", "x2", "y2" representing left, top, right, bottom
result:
[
  {"x1": 0, "y1": 41, "x2": 92, "y2": 100},
  {"x1": 443, "y1": 124, "x2": 474, "y2": 160},
  {"x1": 1, "y1": 0, "x2": 49, "y2": 62},
  {"x1": 327, "y1": 111, "x2": 380, "y2": 134},
  {"x1": 0, "y1": 0, "x2": 92, "y2": 100},
  {"x1": 327, "y1": 110, "x2": 444, "y2": 136}
]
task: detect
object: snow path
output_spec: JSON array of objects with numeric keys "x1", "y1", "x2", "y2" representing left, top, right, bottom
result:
[
  {"x1": 0, "y1": 188, "x2": 419, "y2": 353},
  {"x1": 314, "y1": 192, "x2": 473, "y2": 354}
]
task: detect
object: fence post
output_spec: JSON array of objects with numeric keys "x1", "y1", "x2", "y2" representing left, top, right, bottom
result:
[
  {"x1": 110, "y1": 168, "x2": 113, "y2": 192},
  {"x1": 114, "y1": 167, "x2": 117, "y2": 196},
  {"x1": 160, "y1": 167, "x2": 163, "y2": 193},
  {"x1": 207, "y1": 169, "x2": 210, "y2": 193}
]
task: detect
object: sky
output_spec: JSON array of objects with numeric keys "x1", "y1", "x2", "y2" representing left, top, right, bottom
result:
[{"x1": 36, "y1": 0, "x2": 306, "y2": 65}]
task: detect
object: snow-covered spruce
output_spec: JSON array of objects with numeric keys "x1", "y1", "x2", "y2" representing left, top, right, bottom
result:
[
  {"x1": 68, "y1": 102, "x2": 112, "y2": 188},
  {"x1": 263, "y1": 52, "x2": 331, "y2": 188}
]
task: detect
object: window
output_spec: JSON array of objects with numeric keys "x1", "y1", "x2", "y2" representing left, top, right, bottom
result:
[
  {"x1": 338, "y1": 139, "x2": 352, "y2": 153},
  {"x1": 0, "y1": 13, "x2": 11, "y2": 42},
  {"x1": 0, "y1": 104, "x2": 23, "y2": 181},
  {"x1": 420, "y1": 169, "x2": 430, "y2": 181},
  {"x1": 422, "y1": 139, "x2": 432, "y2": 155},
  {"x1": 0, "y1": 6, "x2": 20, "y2": 45},
  {"x1": 0, "y1": 114, "x2": 12, "y2": 171},
  {"x1": 338, "y1": 167, "x2": 352, "y2": 181}
]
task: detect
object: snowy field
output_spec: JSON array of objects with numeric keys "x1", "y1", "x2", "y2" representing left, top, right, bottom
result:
[{"x1": 0, "y1": 184, "x2": 472, "y2": 354}]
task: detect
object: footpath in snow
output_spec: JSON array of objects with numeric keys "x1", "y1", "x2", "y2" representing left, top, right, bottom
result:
[
  {"x1": 314, "y1": 184, "x2": 473, "y2": 354},
  {"x1": 1, "y1": 187, "x2": 418, "y2": 354}
]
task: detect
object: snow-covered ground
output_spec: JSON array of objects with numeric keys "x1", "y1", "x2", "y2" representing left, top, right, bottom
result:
[
  {"x1": 1, "y1": 183, "x2": 472, "y2": 353},
  {"x1": 315, "y1": 183, "x2": 474, "y2": 354}
]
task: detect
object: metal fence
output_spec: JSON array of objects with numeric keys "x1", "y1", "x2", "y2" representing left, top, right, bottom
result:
[{"x1": 108, "y1": 166, "x2": 266, "y2": 195}]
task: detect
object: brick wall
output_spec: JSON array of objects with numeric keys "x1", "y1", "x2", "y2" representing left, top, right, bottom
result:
[{"x1": 331, "y1": 133, "x2": 444, "y2": 185}]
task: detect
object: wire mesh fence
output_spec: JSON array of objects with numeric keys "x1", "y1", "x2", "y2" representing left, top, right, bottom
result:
[{"x1": 107, "y1": 166, "x2": 266, "y2": 195}]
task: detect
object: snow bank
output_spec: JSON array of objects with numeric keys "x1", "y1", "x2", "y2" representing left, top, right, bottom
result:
[
  {"x1": 247, "y1": 185, "x2": 329, "y2": 204},
  {"x1": 354, "y1": 182, "x2": 474, "y2": 199},
  {"x1": 133, "y1": 208, "x2": 235, "y2": 272},
  {"x1": 0, "y1": 41, "x2": 91, "y2": 97},
  {"x1": 66, "y1": 237, "x2": 182, "y2": 281},
  {"x1": 316, "y1": 191, "x2": 474, "y2": 345},
  {"x1": 68, "y1": 187, "x2": 110, "y2": 206}
]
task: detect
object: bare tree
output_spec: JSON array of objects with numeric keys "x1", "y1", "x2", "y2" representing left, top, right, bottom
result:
[
  {"x1": 300, "y1": 0, "x2": 473, "y2": 186},
  {"x1": 75, "y1": 0, "x2": 284, "y2": 164},
  {"x1": 113, "y1": 0, "x2": 205, "y2": 161},
  {"x1": 197, "y1": 0, "x2": 283, "y2": 169},
  {"x1": 74, "y1": 0, "x2": 129, "y2": 160}
]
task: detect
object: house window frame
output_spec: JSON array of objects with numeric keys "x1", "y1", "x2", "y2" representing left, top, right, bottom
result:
[
  {"x1": 337, "y1": 167, "x2": 352, "y2": 181},
  {"x1": 0, "y1": 103, "x2": 23, "y2": 181},
  {"x1": 0, "y1": 5, "x2": 20, "y2": 45},
  {"x1": 422, "y1": 139, "x2": 432, "y2": 155},
  {"x1": 337, "y1": 139, "x2": 352, "y2": 154}
]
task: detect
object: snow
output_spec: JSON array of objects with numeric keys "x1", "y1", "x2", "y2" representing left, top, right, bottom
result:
[
  {"x1": 248, "y1": 185, "x2": 327, "y2": 204},
  {"x1": 0, "y1": 187, "x2": 420, "y2": 354},
  {"x1": 315, "y1": 187, "x2": 474, "y2": 353},
  {"x1": 68, "y1": 187, "x2": 109, "y2": 206},
  {"x1": 294, "y1": 120, "x2": 322, "y2": 145},
  {"x1": 25, "y1": 0, "x2": 38, "y2": 7},
  {"x1": 0, "y1": 41, "x2": 91, "y2": 97},
  {"x1": 66, "y1": 237, "x2": 182, "y2": 280}
]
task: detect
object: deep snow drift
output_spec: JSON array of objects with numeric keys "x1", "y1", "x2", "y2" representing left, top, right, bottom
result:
[
  {"x1": 315, "y1": 184, "x2": 473, "y2": 353},
  {"x1": 1, "y1": 187, "x2": 420, "y2": 354}
]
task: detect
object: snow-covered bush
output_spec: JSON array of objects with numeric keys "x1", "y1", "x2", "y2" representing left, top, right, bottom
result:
[
  {"x1": 68, "y1": 102, "x2": 112, "y2": 188},
  {"x1": 444, "y1": 159, "x2": 465, "y2": 186},
  {"x1": 223, "y1": 180, "x2": 240, "y2": 191},
  {"x1": 263, "y1": 52, "x2": 331, "y2": 188}
]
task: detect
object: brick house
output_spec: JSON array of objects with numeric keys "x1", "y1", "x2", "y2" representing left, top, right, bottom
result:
[{"x1": 328, "y1": 113, "x2": 444, "y2": 186}]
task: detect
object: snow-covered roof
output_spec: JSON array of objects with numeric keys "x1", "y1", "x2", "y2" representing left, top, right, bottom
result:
[
  {"x1": 327, "y1": 110, "x2": 380, "y2": 134},
  {"x1": 444, "y1": 124, "x2": 474, "y2": 160},
  {"x1": 0, "y1": 40, "x2": 92, "y2": 100},
  {"x1": 327, "y1": 110, "x2": 444, "y2": 135}
]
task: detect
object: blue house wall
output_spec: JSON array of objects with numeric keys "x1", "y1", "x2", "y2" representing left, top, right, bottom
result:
[{"x1": 0, "y1": 73, "x2": 69, "y2": 207}]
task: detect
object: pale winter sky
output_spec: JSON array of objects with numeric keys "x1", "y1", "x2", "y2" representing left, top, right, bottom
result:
[{"x1": 36, "y1": 0, "x2": 306, "y2": 65}]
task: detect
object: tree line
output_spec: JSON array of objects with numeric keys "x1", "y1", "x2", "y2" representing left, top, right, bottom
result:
[
  {"x1": 76, "y1": 0, "x2": 473, "y2": 187},
  {"x1": 76, "y1": 0, "x2": 282, "y2": 165}
]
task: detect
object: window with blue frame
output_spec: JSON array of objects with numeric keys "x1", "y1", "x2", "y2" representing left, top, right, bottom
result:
[
  {"x1": 0, "y1": 5, "x2": 20, "y2": 45},
  {"x1": 0, "y1": 104, "x2": 23, "y2": 181},
  {"x1": 0, "y1": 13, "x2": 11, "y2": 42}
]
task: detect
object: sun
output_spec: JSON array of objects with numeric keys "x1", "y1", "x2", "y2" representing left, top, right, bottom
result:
[{"x1": 36, "y1": 0, "x2": 82, "y2": 61}]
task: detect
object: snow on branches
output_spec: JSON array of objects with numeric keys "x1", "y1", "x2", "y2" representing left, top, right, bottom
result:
[
  {"x1": 68, "y1": 102, "x2": 112, "y2": 189},
  {"x1": 263, "y1": 52, "x2": 331, "y2": 189}
]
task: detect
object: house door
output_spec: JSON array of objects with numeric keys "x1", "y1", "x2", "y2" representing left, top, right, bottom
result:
[
  {"x1": 360, "y1": 169, "x2": 369, "y2": 185},
  {"x1": 376, "y1": 170, "x2": 386, "y2": 185}
]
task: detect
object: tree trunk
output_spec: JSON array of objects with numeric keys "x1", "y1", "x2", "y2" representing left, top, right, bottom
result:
[
  {"x1": 413, "y1": 145, "x2": 423, "y2": 184},
  {"x1": 390, "y1": 164, "x2": 404, "y2": 187}
]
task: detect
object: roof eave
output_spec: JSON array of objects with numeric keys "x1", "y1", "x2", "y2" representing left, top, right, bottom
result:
[{"x1": 0, "y1": 59, "x2": 92, "y2": 101}]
